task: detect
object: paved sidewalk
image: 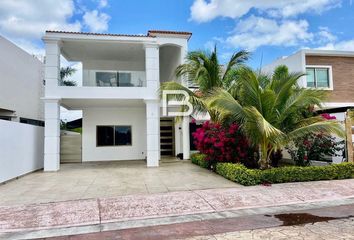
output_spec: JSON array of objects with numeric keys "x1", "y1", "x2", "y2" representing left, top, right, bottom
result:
[
  {"x1": 182, "y1": 217, "x2": 354, "y2": 240},
  {"x1": 45, "y1": 203, "x2": 354, "y2": 240},
  {"x1": 0, "y1": 179, "x2": 354, "y2": 239}
]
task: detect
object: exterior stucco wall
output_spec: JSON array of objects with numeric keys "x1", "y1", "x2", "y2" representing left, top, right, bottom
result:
[
  {"x1": 159, "y1": 46, "x2": 181, "y2": 83},
  {"x1": 0, "y1": 120, "x2": 44, "y2": 183},
  {"x1": 0, "y1": 36, "x2": 44, "y2": 121},
  {"x1": 262, "y1": 51, "x2": 306, "y2": 87},
  {"x1": 82, "y1": 107, "x2": 147, "y2": 161}
]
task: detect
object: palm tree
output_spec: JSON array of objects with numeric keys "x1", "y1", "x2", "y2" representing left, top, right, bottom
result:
[
  {"x1": 206, "y1": 66, "x2": 344, "y2": 169},
  {"x1": 60, "y1": 66, "x2": 77, "y2": 86},
  {"x1": 160, "y1": 46, "x2": 250, "y2": 116}
]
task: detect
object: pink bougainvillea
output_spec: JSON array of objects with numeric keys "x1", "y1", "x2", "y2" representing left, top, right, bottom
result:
[
  {"x1": 320, "y1": 113, "x2": 336, "y2": 120},
  {"x1": 192, "y1": 121, "x2": 251, "y2": 166}
]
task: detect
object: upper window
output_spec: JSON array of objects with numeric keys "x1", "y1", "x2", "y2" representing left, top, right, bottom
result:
[
  {"x1": 306, "y1": 66, "x2": 332, "y2": 89},
  {"x1": 97, "y1": 125, "x2": 132, "y2": 146}
]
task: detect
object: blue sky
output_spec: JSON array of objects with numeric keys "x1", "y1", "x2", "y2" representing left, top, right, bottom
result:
[{"x1": 1, "y1": 0, "x2": 354, "y2": 68}]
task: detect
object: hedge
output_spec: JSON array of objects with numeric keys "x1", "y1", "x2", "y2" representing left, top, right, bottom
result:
[
  {"x1": 191, "y1": 153, "x2": 354, "y2": 186},
  {"x1": 191, "y1": 153, "x2": 209, "y2": 168}
]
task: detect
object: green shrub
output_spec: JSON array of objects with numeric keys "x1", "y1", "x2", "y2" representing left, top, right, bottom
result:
[
  {"x1": 216, "y1": 163, "x2": 262, "y2": 186},
  {"x1": 191, "y1": 153, "x2": 209, "y2": 168},
  {"x1": 215, "y1": 162, "x2": 354, "y2": 186}
]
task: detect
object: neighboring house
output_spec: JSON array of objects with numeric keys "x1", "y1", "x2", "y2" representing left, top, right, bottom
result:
[
  {"x1": 42, "y1": 30, "x2": 192, "y2": 171},
  {"x1": 263, "y1": 49, "x2": 354, "y2": 162},
  {"x1": 0, "y1": 35, "x2": 44, "y2": 125},
  {"x1": 262, "y1": 49, "x2": 354, "y2": 108}
]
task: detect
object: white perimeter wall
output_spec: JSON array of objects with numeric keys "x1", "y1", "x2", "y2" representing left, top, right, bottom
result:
[
  {"x1": 0, "y1": 120, "x2": 44, "y2": 183},
  {"x1": 82, "y1": 107, "x2": 147, "y2": 161}
]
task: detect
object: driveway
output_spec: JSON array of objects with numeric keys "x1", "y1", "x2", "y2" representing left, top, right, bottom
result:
[{"x1": 0, "y1": 159, "x2": 239, "y2": 206}]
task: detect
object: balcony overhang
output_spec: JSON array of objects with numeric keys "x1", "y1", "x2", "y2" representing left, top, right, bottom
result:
[
  {"x1": 59, "y1": 40, "x2": 149, "y2": 62},
  {"x1": 60, "y1": 98, "x2": 146, "y2": 110}
]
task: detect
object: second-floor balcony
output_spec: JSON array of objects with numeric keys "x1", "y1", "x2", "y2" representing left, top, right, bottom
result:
[{"x1": 43, "y1": 31, "x2": 185, "y2": 99}]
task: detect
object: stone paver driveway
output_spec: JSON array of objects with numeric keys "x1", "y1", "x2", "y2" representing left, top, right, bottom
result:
[{"x1": 0, "y1": 159, "x2": 239, "y2": 206}]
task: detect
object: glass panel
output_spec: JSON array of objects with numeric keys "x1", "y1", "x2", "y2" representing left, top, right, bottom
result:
[
  {"x1": 114, "y1": 126, "x2": 132, "y2": 145},
  {"x1": 316, "y1": 68, "x2": 329, "y2": 88},
  {"x1": 97, "y1": 126, "x2": 114, "y2": 146},
  {"x1": 96, "y1": 72, "x2": 117, "y2": 87},
  {"x1": 118, "y1": 72, "x2": 132, "y2": 87},
  {"x1": 306, "y1": 68, "x2": 315, "y2": 88}
]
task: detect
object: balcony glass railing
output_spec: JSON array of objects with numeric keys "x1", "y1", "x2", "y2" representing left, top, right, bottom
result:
[{"x1": 82, "y1": 70, "x2": 146, "y2": 87}]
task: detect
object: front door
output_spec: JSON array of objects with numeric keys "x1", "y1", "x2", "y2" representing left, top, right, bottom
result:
[{"x1": 160, "y1": 118, "x2": 174, "y2": 156}]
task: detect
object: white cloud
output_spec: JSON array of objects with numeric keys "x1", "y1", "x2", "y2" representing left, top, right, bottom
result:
[
  {"x1": 98, "y1": 0, "x2": 108, "y2": 8},
  {"x1": 317, "y1": 26, "x2": 337, "y2": 44},
  {"x1": 83, "y1": 10, "x2": 110, "y2": 32},
  {"x1": 317, "y1": 39, "x2": 354, "y2": 51},
  {"x1": 226, "y1": 16, "x2": 313, "y2": 50},
  {"x1": 0, "y1": 0, "x2": 81, "y2": 40},
  {"x1": 190, "y1": 0, "x2": 341, "y2": 22}
]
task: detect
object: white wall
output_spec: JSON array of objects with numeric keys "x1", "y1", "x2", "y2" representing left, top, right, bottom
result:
[
  {"x1": 0, "y1": 120, "x2": 44, "y2": 183},
  {"x1": 159, "y1": 46, "x2": 181, "y2": 83},
  {"x1": 0, "y1": 36, "x2": 44, "y2": 121},
  {"x1": 262, "y1": 51, "x2": 307, "y2": 87},
  {"x1": 82, "y1": 107, "x2": 147, "y2": 161}
]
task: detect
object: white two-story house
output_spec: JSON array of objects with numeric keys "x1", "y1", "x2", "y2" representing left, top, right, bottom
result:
[{"x1": 42, "y1": 30, "x2": 192, "y2": 171}]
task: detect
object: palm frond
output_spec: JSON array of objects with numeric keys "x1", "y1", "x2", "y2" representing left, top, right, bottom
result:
[{"x1": 286, "y1": 120, "x2": 345, "y2": 142}]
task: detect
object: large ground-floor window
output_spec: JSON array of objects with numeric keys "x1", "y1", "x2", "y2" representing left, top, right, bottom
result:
[{"x1": 96, "y1": 125, "x2": 132, "y2": 146}]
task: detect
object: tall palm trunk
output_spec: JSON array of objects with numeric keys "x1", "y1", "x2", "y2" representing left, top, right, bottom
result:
[{"x1": 258, "y1": 142, "x2": 271, "y2": 169}]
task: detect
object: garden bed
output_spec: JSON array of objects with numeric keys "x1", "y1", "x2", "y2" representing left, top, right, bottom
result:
[{"x1": 191, "y1": 153, "x2": 354, "y2": 186}]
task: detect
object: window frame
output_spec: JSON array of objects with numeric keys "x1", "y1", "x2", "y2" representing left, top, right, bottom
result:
[
  {"x1": 305, "y1": 65, "x2": 333, "y2": 90},
  {"x1": 96, "y1": 125, "x2": 132, "y2": 147}
]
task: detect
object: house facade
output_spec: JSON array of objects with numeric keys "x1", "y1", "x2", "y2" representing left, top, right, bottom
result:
[
  {"x1": 0, "y1": 35, "x2": 44, "y2": 125},
  {"x1": 42, "y1": 30, "x2": 192, "y2": 171}
]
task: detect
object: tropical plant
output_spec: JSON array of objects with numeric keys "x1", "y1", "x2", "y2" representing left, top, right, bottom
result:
[
  {"x1": 60, "y1": 66, "x2": 77, "y2": 86},
  {"x1": 206, "y1": 65, "x2": 344, "y2": 169},
  {"x1": 160, "y1": 46, "x2": 249, "y2": 116}
]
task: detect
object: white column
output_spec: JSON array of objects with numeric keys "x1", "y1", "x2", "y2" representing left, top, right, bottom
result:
[
  {"x1": 145, "y1": 100, "x2": 160, "y2": 167},
  {"x1": 174, "y1": 120, "x2": 182, "y2": 156},
  {"x1": 182, "y1": 116, "x2": 190, "y2": 160},
  {"x1": 44, "y1": 40, "x2": 61, "y2": 90},
  {"x1": 44, "y1": 99, "x2": 61, "y2": 171},
  {"x1": 144, "y1": 43, "x2": 160, "y2": 166},
  {"x1": 145, "y1": 44, "x2": 160, "y2": 95}
]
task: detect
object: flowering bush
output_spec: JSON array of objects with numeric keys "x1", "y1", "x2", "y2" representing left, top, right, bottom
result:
[
  {"x1": 320, "y1": 113, "x2": 337, "y2": 120},
  {"x1": 286, "y1": 114, "x2": 344, "y2": 166},
  {"x1": 192, "y1": 121, "x2": 252, "y2": 168}
]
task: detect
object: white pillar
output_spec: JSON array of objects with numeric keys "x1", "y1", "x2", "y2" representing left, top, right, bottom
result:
[
  {"x1": 44, "y1": 40, "x2": 61, "y2": 90},
  {"x1": 145, "y1": 100, "x2": 160, "y2": 167},
  {"x1": 144, "y1": 43, "x2": 160, "y2": 166},
  {"x1": 44, "y1": 99, "x2": 61, "y2": 171},
  {"x1": 144, "y1": 44, "x2": 159, "y2": 95},
  {"x1": 182, "y1": 116, "x2": 190, "y2": 160},
  {"x1": 174, "y1": 120, "x2": 182, "y2": 155}
]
